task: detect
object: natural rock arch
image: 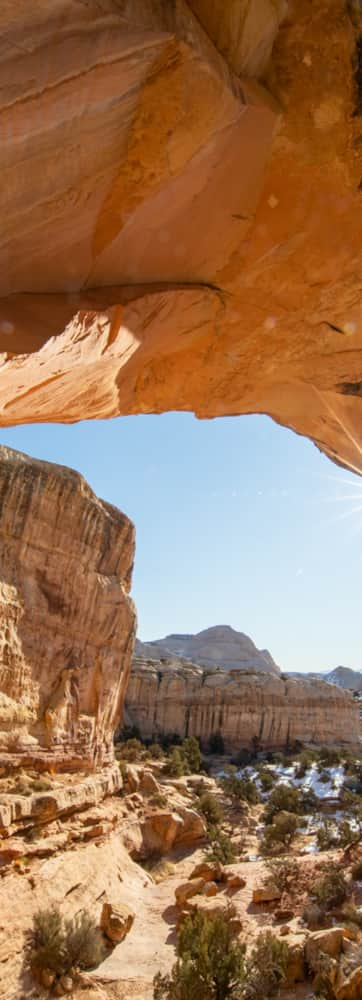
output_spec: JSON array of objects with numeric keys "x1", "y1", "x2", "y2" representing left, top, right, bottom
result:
[{"x1": 0, "y1": 0, "x2": 360, "y2": 474}]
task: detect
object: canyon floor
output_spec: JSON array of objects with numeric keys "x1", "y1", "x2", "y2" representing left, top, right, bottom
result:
[{"x1": 1, "y1": 741, "x2": 362, "y2": 1000}]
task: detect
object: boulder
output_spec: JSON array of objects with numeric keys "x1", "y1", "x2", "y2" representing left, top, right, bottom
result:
[
  {"x1": 225, "y1": 872, "x2": 246, "y2": 891},
  {"x1": 252, "y1": 883, "x2": 282, "y2": 904},
  {"x1": 190, "y1": 861, "x2": 224, "y2": 883},
  {"x1": 203, "y1": 882, "x2": 218, "y2": 897},
  {"x1": 100, "y1": 901, "x2": 135, "y2": 943},
  {"x1": 285, "y1": 939, "x2": 307, "y2": 985},
  {"x1": 335, "y1": 966, "x2": 362, "y2": 1000},
  {"x1": 187, "y1": 896, "x2": 237, "y2": 921},
  {"x1": 125, "y1": 766, "x2": 140, "y2": 794},
  {"x1": 175, "y1": 878, "x2": 208, "y2": 907},
  {"x1": 174, "y1": 807, "x2": 206, "y2": 847},
  {"x1": 140, "y1": 771, "x2": 161, "y2": 796},
  {"x1": 141, "y1": 811, "x2": 183, "y2": 855},
  {"x1": 305, "y1": 927, "x2": 344, "y2": 970}
]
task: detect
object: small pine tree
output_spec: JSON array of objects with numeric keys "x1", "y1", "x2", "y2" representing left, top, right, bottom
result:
[
  {"x1": 153, "y1": 910, "x2": 245, "y2": 1000},
  {"x1": 182, "y1": 737, "x2": 202, "y2": 774}
]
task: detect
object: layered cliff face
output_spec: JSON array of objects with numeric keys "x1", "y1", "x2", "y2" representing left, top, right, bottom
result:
[
  {"x1": 126, "y1": 657, "x2": 360, "y2": 749},
  {"x1": 135, "y1": 625, "x2": 280, "y2": 674},
  {"x1": 0, "y1": 0, "x2": 360, "y2": 474},
  {"x1": 0, "y1": 446, "x2": 136, "y2": 770}
]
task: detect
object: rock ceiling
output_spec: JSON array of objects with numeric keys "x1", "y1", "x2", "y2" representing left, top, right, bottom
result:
[{"x1": 0, "y1": 0, "x2": 361, "y2": 473}]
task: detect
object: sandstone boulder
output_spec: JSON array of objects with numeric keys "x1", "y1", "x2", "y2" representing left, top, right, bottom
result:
[
  {"x1": 305, "y1": 928, "x2": 344, "y2": 970},
  {"x1": 187, "y1": 896, "x2": 238, "y2": 923},
  {"x1": 140, "y1": 771, "x2": 161, "y2": 796},
  {"x1": 141, "y1": 811, "x2": 183, "y2": 855},
  {"x1": 252, "y1": 883, "x2": 282, "y2": 904},
  {"x1": 100, "y1": 902, "x2": 135, "y2": 944},
  {"x1": 335, "y1": 966, "x2": 362, "y2": 1000},
  {"x1": 175, "y1": 878, "x2": 208, "y2": 907},
  {"x1": 174, "y1": 807, "x2": 206, "y2": 847},
  {"x1": 124, "y1": 766, "x2": 140, "y2": 794},
  {"x1": 285, "y1": 939, "x2": 307, "y2": 985},
  {"x1": 225, "y1": 872, "x2": 246, "y2": 891},
  {"x1": 190, "y1": 861, "x2": 224, "y2": 883}
]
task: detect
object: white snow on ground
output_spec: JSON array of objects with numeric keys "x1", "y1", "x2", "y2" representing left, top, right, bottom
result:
[{"x1": 233, "y1": 763, "x2": 347, "y2": 801}]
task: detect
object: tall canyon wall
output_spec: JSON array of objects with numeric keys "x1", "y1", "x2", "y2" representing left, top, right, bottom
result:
[
  {"x1": 0, "y1": 446, "x2": 136, "y2": 771},
  {"x1": 126, "y1": 657, "x2": 361, "y2": 750}
]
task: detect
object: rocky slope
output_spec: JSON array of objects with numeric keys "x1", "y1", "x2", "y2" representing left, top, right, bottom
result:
[
  {"x1": 0, "y1": 0, "x2": 360, "y2": 475},
  {"x1": 0, "y1": 445, "x2": 136, "y2": 770},
  {"x1": 126, "y1": 656, "x2": 360, "y2": 749},
  {"x1": 135, "y1": 625, "x2": 280, "y2": 675}
]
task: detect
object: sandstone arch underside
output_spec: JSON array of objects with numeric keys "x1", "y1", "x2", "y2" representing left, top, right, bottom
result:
[{"x1": 0, "y1": 0, "x2": 361, "y2": 473}]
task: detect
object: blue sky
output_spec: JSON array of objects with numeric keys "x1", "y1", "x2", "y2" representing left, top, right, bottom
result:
[{"x1": 0, "y1": 413, "x2": 360, "y2": 674}]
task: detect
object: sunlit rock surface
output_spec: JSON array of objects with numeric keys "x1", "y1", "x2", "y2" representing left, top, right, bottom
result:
[
  {"x1": 127, "y1": 656, "x2": 360, "y2": 749},
  {"x1": 0, "y1": 0, "x2": 360, "y2": 472},
  {"x1": 0, "y1": 446, "x2": 136, "y2": 770}
]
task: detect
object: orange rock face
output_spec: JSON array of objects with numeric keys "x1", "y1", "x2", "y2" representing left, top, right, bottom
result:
[
  {"x1": 0, "y1": 446, "x2": 136, "y2": 770},
  {"x1": 127, "y1": 656, "x2": 361, "y2": 750},
  {"x1": 0, "y1": 0, "x2": 360, "y2": 472}
]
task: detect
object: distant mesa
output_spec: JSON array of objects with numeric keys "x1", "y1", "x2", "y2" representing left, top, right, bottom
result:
[{"x1": 135, "y1": 625, "x2": 280, "y2": 676}]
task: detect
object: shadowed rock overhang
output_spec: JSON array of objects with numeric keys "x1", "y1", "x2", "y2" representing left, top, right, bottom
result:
[{"x1": 0, "y1": 0, "x2": 361, "y2": 474}]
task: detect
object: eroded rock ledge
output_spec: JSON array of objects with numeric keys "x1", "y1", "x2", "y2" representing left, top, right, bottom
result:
[
  {"x1": 0, "y1": 445, "x2": 136, "y2": 771},
  {"x1": 126, "y1": 656, "x2": 361, "y2": 749},
  {"x1": 0, "y1": 0, "x2": 360, "y2": 472}
]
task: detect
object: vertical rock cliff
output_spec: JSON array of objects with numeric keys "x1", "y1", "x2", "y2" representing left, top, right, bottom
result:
[
  {"x1": 126, "y1": 657, "x2": 361, "y2": 749},
  {"x1": 0, "y1": 446, "x2": 136, "y2": 770}
]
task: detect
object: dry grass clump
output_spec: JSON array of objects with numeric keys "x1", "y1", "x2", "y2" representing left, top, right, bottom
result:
[{"x1": 29, "y1": 906, "x2": 106, "y2": 984}]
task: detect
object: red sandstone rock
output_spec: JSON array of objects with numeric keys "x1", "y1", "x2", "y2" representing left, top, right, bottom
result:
[{"x1": 0, "y1": 2, "x2": 359, "y2": 473}]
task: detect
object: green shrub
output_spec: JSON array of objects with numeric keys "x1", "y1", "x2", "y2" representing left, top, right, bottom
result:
[
  {"x1": 31, "y1": 776, "x2": 53, "y2": 792},
  {"x1": 149, "y1": 743, "x2": 164, "y2": 760},
  {"x1": 208, "y1": 731, "x2": 225, "y2": 755},
  {"x1": 198, "y1": 791, "x2": 224, "y2": 827},
  {"x1": 182, "y1": 737, "x2": 202, "y2": 774},
  {"x1": 300, "y1": 788, "x2": 319, "y2": 813},
  {"x1": 117, "y1": 738, "x2": 144, "y2": 762},
  {"x1": 342, "y1": 903, "x2": 362, "y2": 928},
  {"x1": 259, "y1": 770, "x2": 274, "y2": 792},
  {"x1": 242, "y1": 931, "x2": 290, "y2": 999},
  {"x1": 260, "y1": 812, "x2": 298, "y2": 854},
  {"x1": 206, "y1": 826, "x2": 236, "y2": 865},
  {"x1": 311, "y1": 864, "x2": 347, "y2": 910},
  {"x1": 302, "y1": 902, "x2": 324, "y2": 930},
  {"x1": 152, "y1": 793, "x2": 168, "y2": 808},
  {"x1": 165, "y1": 748, "x2": 188, "y2": 777},
  {"x1": 221, "y1": 776, "x2": 259, "y2": 805},
  {"x1": 264, "y1": 784, "x2": 302, "y2": 823},
  {"x1": 265, "y1": 857, "x2": 299, "y2": 893},
  {"x1": 232, "y1": 749, "x2": 254, "y2": 768},
  {"x1": 30, "y1": 906, "x2": 106, "y2": 981},
  {"x1": 153, "y1": 910, "x2": 245, "y2": 1000},
  {"x1": 318, "y1": 746, "x2": 343, "y2": 768},
  {"x1": 316, "y1": 819, "x2": 336, "y2": 852}
]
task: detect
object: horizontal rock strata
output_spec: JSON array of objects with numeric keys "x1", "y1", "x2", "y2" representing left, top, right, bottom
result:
[
  {"x1": 0, "y1": 446, "x2": 136, "y2": 770},
  {"x1": 126, "y1": 657, "x2": 360, "y2": 749},
  {"x1": 0, "y1": 1, "x2": 360, "y2": 472}
]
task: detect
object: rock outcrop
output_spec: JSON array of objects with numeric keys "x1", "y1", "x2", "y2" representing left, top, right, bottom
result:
[
  {"x1": 135, "y1": 625, "x2": 280, "y2": 674},
  {"x1": 0, "y1": 446, "x2": 136, "y2": 770},
  {"x1": 0, "y1": 0, "x2": 360, "y2": 475},
  {"x1": 126, "y1": 656, "x2": 360, "y2": 749}
]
